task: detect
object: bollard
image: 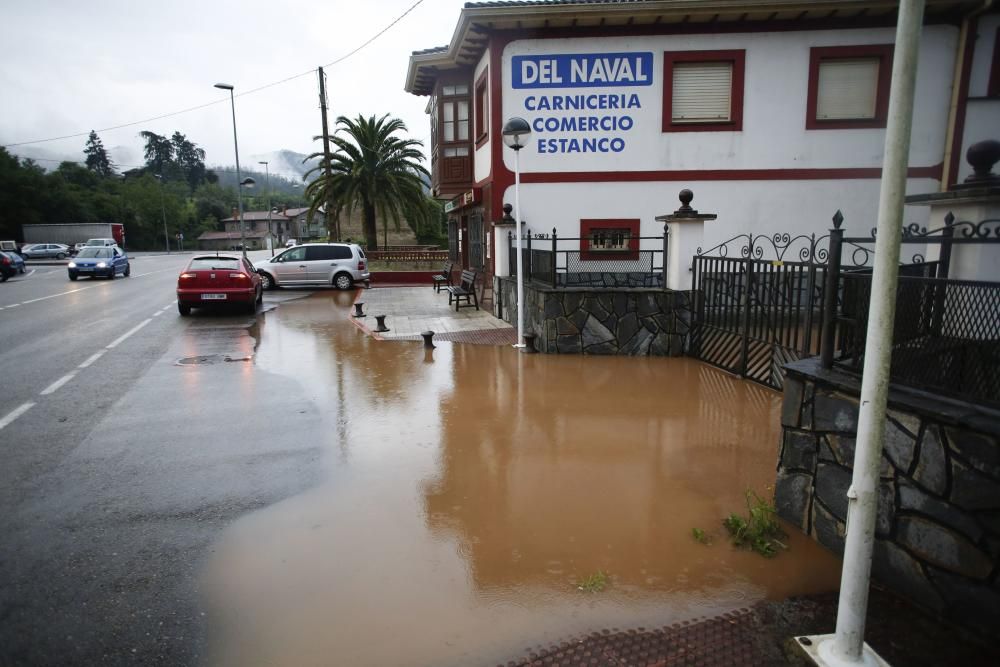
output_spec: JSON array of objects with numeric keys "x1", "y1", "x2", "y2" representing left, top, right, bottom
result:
[
  {"x1": 522, "y1": 332, "x2": 538, "y2": 353},
  {"x1": 421, "y1": 330, "x2": 435, "y2": 349},
  {"x1": 374, "y1": 315, "x2": 390, "y2": 332},
  {"x1": 423, "y1": 348, "x2": 435, "y2": 364},
  {"x1": 353, "y1": 302, "x2": 365, "y2": 317}
]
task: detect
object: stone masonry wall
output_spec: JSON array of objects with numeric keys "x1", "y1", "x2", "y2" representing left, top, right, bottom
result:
[
  {"x1": 493, "y1": 276, "x2": 691, "y2": 355},
  {"x1": 775, "y1": 358, "x2": 1000, "y2": 636}
]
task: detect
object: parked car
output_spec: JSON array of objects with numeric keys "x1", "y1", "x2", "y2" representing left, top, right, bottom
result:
[
  {"x1": 72, "y1": 242, "x2": 88, "y2": 255},
  {"x1": 0, "y1": 251, "x2": 26, "y2": 281},
  {"x1": 285, "y1": 239, "x2": 297, "y2": 248},
  {"x1": 176, "y1": 254, "x2": 262, "y2": 316},
  {"x1": 85, "y1": 238, "x2": 118, "y2": 247},
  {"x1": 255, "y1": 243, "x2": 369, "y2": 291},
  {"x1": 67, "y1": 246, "x2": 130, "y2": 280},
  {"x1": 22, "y1": 243, "x2": 71, "y2": 259}
]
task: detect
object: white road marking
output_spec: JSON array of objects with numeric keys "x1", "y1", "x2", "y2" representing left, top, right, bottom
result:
[
  {"x1": 79, "y1": 351, "x2": 105, "y2": 368},
  {"x1": 40, "y1": 372, "x2": 77, "y2": 396},
  {"x1": 106, "y1": 318, "x2": 151, "y2": 349},
  {"x1": 152, "y1": 311, "x2": 163, "y2": 317},
  {"x1": 20, "y1": 285, "x2": 100, "y2": 305},
  {"x1": 6, "y1": 303, "x2": 21, "y2": 308},
  {"x1": 131, "y1": 267, "x2": 177, "y2": 278},
  {"x1": 0, "y1": 402, "x2": 35, "y2": 430}
]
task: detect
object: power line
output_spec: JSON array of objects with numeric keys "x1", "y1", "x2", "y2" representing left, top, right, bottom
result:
[{"x1": 2, "y1": 0, "x2": 426, "y2": 150}]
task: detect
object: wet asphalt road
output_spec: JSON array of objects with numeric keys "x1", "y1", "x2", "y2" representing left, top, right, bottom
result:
[{"x1": 0, "y1": 252, "x2": 325, "y2": 666}]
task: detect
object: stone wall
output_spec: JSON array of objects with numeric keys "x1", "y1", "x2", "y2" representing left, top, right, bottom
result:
[
  {"x1": 493, "y1": 276, "x2": 691, "y2": 355},
  {"x1": 775, "y1": 357, "x2": 1000, "y2": 636}
]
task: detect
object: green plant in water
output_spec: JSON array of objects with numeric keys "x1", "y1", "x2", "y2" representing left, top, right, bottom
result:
[
  {"x1": 577, "y1": 570, "x2": 609, "y2": 593},
  {"x1": 723, "y1": 489, "x2": 787, "y2": 558},
  {"x1": 691, "y1": 527, "x2": 712, "y2": 545}
]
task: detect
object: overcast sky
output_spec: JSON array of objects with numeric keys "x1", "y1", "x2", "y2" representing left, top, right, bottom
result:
[{"x1": 0, "y1": 0, "x2": 470, "y2": 178}]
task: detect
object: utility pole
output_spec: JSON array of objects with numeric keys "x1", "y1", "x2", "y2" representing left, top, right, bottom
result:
[
  {"x1": 318, "y1": 66, "x2": 339, "y2": 242},
  {"x1": 259, "y1": 160, "x2": 275, "y2": 257}
]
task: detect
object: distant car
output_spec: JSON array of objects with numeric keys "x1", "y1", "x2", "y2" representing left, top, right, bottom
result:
[
  {"x1": 0, "y1": 251, "x2": 26, "y2": 281},
  {"x1": 255, "y1": 243, "x2": 369, "y2": 291},
  {"x1": 176, "y1": 254, "x2": 262, "y2": 316},
  {"x1": 67, "y1": 246, "x2": 130, "y2": 280},
  {"x1": 72, "y1": 242, "x2": 88, "y2": 255},
  {"x1": 285, "y1": 239, "x2": 297, "y2": 248},
  {"x1": 85, "y1": 238, "x2": 118, "y2": 247},
  {"x1": 21, "y1": 243, "x2": 71, "y2": 259}
]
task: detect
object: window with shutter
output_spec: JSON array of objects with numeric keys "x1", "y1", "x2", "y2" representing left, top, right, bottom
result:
[
  {"x1": 663, "y1": 50, "x2": 745, "y2": 133},
  {"x1": 807, "y1": 45, "x2": 892, "y2": 130}
]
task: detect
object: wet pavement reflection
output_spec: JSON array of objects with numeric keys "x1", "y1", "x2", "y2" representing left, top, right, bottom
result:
[{"x1": 200, "y1": 291, "x2": 840, "y2": 667}]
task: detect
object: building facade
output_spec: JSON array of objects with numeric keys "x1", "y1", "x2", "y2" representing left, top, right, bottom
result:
[{"x1": 406, "y1": 0, "x2": 1000, "y2": 280}]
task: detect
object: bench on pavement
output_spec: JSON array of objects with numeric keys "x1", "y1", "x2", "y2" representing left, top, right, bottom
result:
[
  {"x1": 432, "y1": 262, "x2": 454, "y2": 293},
  {"x1": 447, "y1": 269, "x2": 479, "y2": 311}
]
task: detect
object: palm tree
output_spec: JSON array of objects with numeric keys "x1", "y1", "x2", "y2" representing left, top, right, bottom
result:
[{"x1": 304, "y1": 114, "x2": 431, "y2": 250}]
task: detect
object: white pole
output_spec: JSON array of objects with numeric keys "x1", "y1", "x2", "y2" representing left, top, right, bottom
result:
[
  {"x1": 822, "y1": 1, "x2": 926, "y2": 663},
  {"x1": 514, "y1": 147, "x2": 525, "y2": 348}
]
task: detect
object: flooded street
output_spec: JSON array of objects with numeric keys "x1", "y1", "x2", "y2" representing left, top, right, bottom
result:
[{"x1": 200, "y1": 291, "x2": 841, "y2": 667}]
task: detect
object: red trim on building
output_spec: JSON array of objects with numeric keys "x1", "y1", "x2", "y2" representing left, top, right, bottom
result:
[
  {"x1": 949, "y1": 18, "x2": 979, "y2": 186},
  {"x1": 475, "y1": 68, "x2": 490, "y2": 148},
  {"x1": 805, "y1": 44, "x2": 894, "y2": 130},
  {"x1": 579, "y1": 219, "x2": 640, "y2": 261},
  {"x1": 520, "y1": 165, "x2": 943, "y2": 184},
  {"x1": 989, "y1": 26, "x2": 1000, "y2": 97},
  {"x1": 488, "y1": 34, "x2": 515, "y2": 224},
  {"x1": 662, "y1": 49, "x2": 745, "y2": 133}
]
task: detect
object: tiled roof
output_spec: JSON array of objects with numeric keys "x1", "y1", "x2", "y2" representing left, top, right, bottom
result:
[
  {"x1": 464, "y1": 0, "x2": 643, "y2": 5},
  {"x1": 411, "y1": 45, "x2": 448, "y2": 56},
  {"x1": 197, "y1": 231, "x2": 271, "y2": 240},
  {"x1": 220, "y1": 211, "x2": 292, "y2": 223}
]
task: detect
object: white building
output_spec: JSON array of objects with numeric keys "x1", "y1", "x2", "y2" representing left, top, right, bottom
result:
[{"x1": 405, "y1": 0, "x2": 1000, "y2": 278}]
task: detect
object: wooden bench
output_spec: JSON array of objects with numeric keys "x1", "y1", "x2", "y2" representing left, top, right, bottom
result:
[
  {"x1": 432, "y1": 262, "x2": 454, "y2": 293},
  {"x1": 447, "y1": 269, "x2": 479, "y2": 311}
]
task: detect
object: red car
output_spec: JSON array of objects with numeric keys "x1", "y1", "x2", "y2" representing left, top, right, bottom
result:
[{"x1": 176, "y1": 254, "x2": 262, "y2": 316}]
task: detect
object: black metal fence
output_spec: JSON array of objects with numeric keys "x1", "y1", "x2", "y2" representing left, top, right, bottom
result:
[
  {"x1": 507, "y1": 229, "x2": 666, "y2": 288},
  {"x1": 823, "y1": 215, "x2": 1000, "y2": 406}
]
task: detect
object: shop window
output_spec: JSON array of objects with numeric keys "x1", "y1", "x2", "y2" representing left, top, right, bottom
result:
[
  {"x1": 579, "y1": 219, "x2": 640, "y2": 260},
  {"x1": 475, "y1": 70, "x2": 489, "y2": 145},
  {"x1": 662, "y1": 50, "x2": 744, "y2": 132},
  {"x1": 806, "y1": 45, "x2": 892, "y2": 129}
]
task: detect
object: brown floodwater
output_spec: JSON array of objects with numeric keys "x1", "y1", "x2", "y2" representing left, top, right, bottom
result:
[{"x1": 200, "y1": 291, "x2": 841, "y2": 667}]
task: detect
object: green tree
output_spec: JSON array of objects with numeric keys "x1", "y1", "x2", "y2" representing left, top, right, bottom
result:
[
  {"x1": 140, "y1": 131, "x2": 173, "y2": 175},
  {"x1": 170, "y1": 131, "x2": 207, "y2": 193},
  {"x1": 83, "y1": 130, "x2": 116, "y2": 177},
  {"x1": 304, "y1": 114, "x2": 430, "y2": 250}
]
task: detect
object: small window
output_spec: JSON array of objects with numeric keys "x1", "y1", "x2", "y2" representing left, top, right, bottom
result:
[
  {"x1": 442, "y1": 84, "x2": 469, "y2": 96},
  {"x1": 662, "y1": 50, "x2": 745, "y2": 133},
  {"x1": 579, "y1": 219, "x2": 640, "y2": 261},
  {"x1": 443, "y1": 146, "x2": 469, "y2": 157},
  {"x1": 588, "y1": 228, "x2": 632, "y2": 252},
  {"x1": 475, "y1": 71, "x2": 489, "y2": 142},
  {"x1": 332, "y1": 246, "x2": 352, "y2": 260},
  {"x1": 806, "y1": 45, "x2": 892, "y2": 130}
]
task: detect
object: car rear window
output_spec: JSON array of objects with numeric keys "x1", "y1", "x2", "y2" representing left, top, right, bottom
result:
[
  {"x1": 305, "y1": 245, "x2": 353, "y2": 261},
  {"x1": 189, "y1": 257, "x2": 241, "y2": 270},
  {"x1": 76, "y1": 248, "x2": 113, "y2": 258}
]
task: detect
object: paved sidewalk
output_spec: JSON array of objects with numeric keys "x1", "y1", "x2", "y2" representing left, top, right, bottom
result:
[{"x1": 351, "y1": 285, "x2": 516, "y2": 344}]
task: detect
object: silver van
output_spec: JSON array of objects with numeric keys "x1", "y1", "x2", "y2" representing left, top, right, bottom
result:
[{"x1": 255, "y1": 243, "x2": 369, "y2": 290}]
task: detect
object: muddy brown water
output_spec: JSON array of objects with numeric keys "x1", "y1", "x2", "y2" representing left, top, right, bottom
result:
[{"x1": 200, "y1": 291, "x2": 841, "y2": 667}]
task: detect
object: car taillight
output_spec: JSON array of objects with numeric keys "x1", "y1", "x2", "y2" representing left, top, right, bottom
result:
[
  {"x1": 229, "y1": 273, "x2": 248, "y2": 280},
  {"x1": 1, "y1": 257, "x2": 9, "y2": 265},
  {"x1": 179, "y1": 272, "x2": 197, "y2": 280},
  {"x1": 358, "y1": 260, "x2": 366, "y2": 271}
]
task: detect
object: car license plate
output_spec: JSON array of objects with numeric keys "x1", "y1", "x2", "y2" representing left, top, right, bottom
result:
[
  {"x1": 78, "y1": 267, "x2": 92, "y2": 271},
  {"x1": 201, "y1": 293, "x2": 227, "y2": 300}
]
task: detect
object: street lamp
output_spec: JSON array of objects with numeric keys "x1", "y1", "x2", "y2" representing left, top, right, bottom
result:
[
  {"x1": 240, "y1": 176, "x2": 255, "y2": 250},
  {"x1": 502, "y1": 117, "x2": 531, "y2": 349},
  {"x1": 153, "y1": 174, "x2": 170, "y2": 254},
  {"x1": 258, "y1": 160, "x2": 274, "y2": 256},
  {"x1": 214, "y1": 82, "x2": 249, "y2": 256}
]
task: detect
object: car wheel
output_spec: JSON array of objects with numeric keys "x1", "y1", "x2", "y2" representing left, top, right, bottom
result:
[
  {"x1": 256, "y1": 286, "x2": 263, "y2": 304},
  {"x1": 68, "y1": 272, "x2": 78, "y2": 281},
  {"x1": 178, "y1": 303, "x2": 191, "y2": 316},
  {"x1": 259, "y1": 272, "x2": 275, "y2": 290},
  {"x1": 0, "y1": 272, "x2": 7, "y2": 283},
  {"x1": 57, "y1": 252, "x2": 67, "y2": 259},
  {"x1": 124, "y1": 263, "x2": 131, "y2": 277},
  {"x1": 333, "y1": 273, "x2": 353, "y2": 290}
]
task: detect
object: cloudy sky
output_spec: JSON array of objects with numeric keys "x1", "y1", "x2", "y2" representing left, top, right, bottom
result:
[{"x1": 0, "y1": 0, "x2": 470, "y2": 178}]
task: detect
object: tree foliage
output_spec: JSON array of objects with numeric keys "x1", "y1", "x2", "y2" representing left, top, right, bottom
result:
[
  {"x1": 139, "y1": 130, "x2": 213, "y2": 193},
  {"x1": 83, "y1": 130, "x2": 116, "y2": 177},
  {"x1": 304, "y1": 114, "x2": 431, "y2": 249}
]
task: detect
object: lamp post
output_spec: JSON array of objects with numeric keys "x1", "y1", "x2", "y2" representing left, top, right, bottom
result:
[
  {"x1": 214, "y1": 82, "x2": 248, "y2": 257},
  {"x1": 258, "y1": 160, "x2": 274, "y2": 256},
  {"x1": 153, "y1": 174, "x2": 169, "y2": 254},
  {"x1": 502, "y1": 117, "x2": 532, "y2": 349},
  {"x1": 240, "y1": 176, "x2": 255, "y2": 250}
]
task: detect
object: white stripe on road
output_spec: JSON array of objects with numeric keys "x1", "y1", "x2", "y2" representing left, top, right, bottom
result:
[
  {"x1": 20, "y1": 285, "x2": 100, "y2": 305},
  {"x1": 131, "y1": 267, "x2": 178, "y2": 278},
  {"x1": 106, "y1": 318, "x2": 151, "y2": 349},
  {"x1": 0, "y1": 402, "x2": 35, "y2": 430},
  {"x1": 40, "y1": 372, "x2": 77, "y2": 396},
  {"x1": 79, "y1": 351, "x2": 105, "y2": 368}
]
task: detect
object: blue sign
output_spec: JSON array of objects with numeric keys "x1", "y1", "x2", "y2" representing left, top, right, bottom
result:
[{"x1": 512, "y1": 52, "x2": 653, "y2": 89}]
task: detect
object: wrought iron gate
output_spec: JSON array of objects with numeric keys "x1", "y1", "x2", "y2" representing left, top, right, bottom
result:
[{"x1": 691, "y1": 233, "x2": 829, "y2": 391}]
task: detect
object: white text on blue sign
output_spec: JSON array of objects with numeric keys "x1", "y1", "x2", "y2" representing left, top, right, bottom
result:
[{"x1": 513, "y1": 52, "x2": 654, "y2": 89}]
